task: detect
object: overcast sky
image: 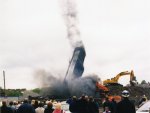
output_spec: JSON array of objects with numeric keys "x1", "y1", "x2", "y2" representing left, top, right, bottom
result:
[{"x1": 0, "y1": 0, "x2": 150, "y2": 89}]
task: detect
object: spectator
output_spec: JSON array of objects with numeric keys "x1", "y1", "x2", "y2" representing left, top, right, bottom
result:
[
  {"x1": 44, "y1": 102, "x2": 54, "y2": 113},
  {"x1": 53, "y1": 103, "x2": 65, "y2": 113},
  {"x1": 114, "y1": 96, "x2": 121, "y2": 104},
  {"x1": 77, "y1": 95, "x2": 89, "y2": 113},
  {"x1": 110, "y1": 98, "x2": 117, "y2": 113},
  {"x1": 87, "y1": 96, "x2": 99, "y2": 113},
  {"x1": 116, "y1": 90, "x2": 135, "y2": 113},
  {"x1": 1, "y1": 101, "x2": 13, "y2": 113},
  {"x1": 69, "y1": 96, "x2": 78, "y2": 113},
  {"x1": 35, "y1": 102, "x2": 44, "y2": 113},
  {"x1": 66, "y1": 97, "x2": 72, "y2": 105},
  {"x1": 9, "y1": 101, "x2": 16, "y2": 113},
  {"x1": 17, "y1": 99, "x2": 35, "y2": 113},
  {"x1": 33, "y1": 100, "x2": 39, "y2": 109}
]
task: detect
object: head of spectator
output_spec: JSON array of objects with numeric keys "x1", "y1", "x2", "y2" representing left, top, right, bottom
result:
[
  {"x1": 9, "y1": 101, "x2": 13, "y2": 106},
  {"x1": 33, "y1": 100, "x2": 39, "y2": 109},
  {"x1": 31, "y1": 100, "x2": 35, "y2": 105},
  {"x1": 122, "y1": 90, "x2": 130, "y2": 98},
  {"x1": 47, "y1": 102, "x2": 53, "y2": 108},
  {"x1": 85, "y1": 95, "x2": 89, "y2": 101},
  {"x1": 38, "y1": 102, "x2": 43, "y2": 107},
  {"x1": 114, "y1": 96, "x2": 121, "y2": 103},
  {"x1": 81, "y1": 95, "x2": 85, "y2": 100},
  {"x1": 72, "y1": 96, "x2": 77, "y2": 101},
  {"x1": 55, "y1": 103, "x2": 61, "y2": 110},
  {"x1": 2, "y1": 101, "x2": 7, "y2": 107},
  {"x1": 23, "y1": 98, "x2": 28, "y2": 103},
  {"x1": 53, "y1": 103, "x2": 63, "y2": 113},
  {"x1": 89, "y1": 96, "x2": 94, "y2": 102},
  {"x1": 13, "y1": 101, "x2": 17, "y2": 105}
]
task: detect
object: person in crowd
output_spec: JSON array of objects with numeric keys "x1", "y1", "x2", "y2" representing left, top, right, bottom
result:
[
  {"x1": 31, "y1": 100, "x2": 35, "y2": 107},
  {"x1": 69, "y1": 96, "x2": 78, "y2": 113},
  {"x1": 116, "y1": 90, "x2": 135, "y2": 113},
  {"x1": 114, "y1": 96, "x2": 121, "y2": 104},
  {"x1": 13, "y1": 101, "x2": 18, "y2": 111},
  {"x1": 17, "y1": 99, "x2": 35, "y2": 113},
  {"x1": 66, "y1": 97, "x2": 73, "y2": 105},
  {"x1": 33, "y1": 100, "x2": 39, "y2": 109},
  {"x1": 9, "y1": 101, "x2": 16, "y2": 113},
  {"x1": 77, "y1": 95, "x2": 89, "y2": 113},
  {"x1": 87, "y1": 96, "x2": 99, "y2": 113},
  {"x1": 1, "y1": 101, "x2": 13, "y2": 113},
  {"x1": 53, "y1": 103, "x2": 65, "y2": 113},
  {"x1": 35, "y1": 102, "x2": 44, "y2": 113},
  {"x1": 44, "y1": 102, "x2": 54, "y2": 113},
  {"x1": 15, "y1": 101, "x2": 21, "y2": 110}
]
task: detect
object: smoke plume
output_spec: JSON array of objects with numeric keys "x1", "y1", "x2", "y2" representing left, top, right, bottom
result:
[
  {"x1": 33, "y1": 0, "x2": 100, "y2": 98},
  {"x1": 34, "y1": 69, "x2": 101, "y2": 98},
  {"x1": 60, "y1": 0, "x2": 83, "y2": 48}
]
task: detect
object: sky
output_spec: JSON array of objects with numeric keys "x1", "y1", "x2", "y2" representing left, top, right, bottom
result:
[{"x1": 0, "y1": 0, "x2": 150, "y2": 89}]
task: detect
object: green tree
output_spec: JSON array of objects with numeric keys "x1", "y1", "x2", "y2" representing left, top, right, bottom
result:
[
  {"x1": 32, "y1": 88, "x2": 41, "y2": 94},
  {"x1": 5, "y1": 90, "x2": 22, "y2": 97}
]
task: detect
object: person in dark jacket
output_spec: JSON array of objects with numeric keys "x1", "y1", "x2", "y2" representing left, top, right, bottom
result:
[
  {"x1": 77, "y1": 95, "x2": 89, "y2": 113},
  {"x1": 110, "y1": 98, "x2": 117, "y2": 113},
  {"x1": 116, "y1": 90, "x2": 135, "y2": 113},
  {"x1": 87, "y1": 96, "x2": 99, "y2": 113},
  {"x1": 44, "y1": 102, "x2": 54, "y2": 113},
  {"x1": 69, "y1": 96, "x2": 78, "y2": 113},
  {"x1": 66, "y1": 97, "x2": 73, "y2": 105},
  {"x1": 17, "y1": 99, "x2": 35, "y2": 113},
  {"x1": 1, "y1": 101, "x2": 13, "y2": 113}
]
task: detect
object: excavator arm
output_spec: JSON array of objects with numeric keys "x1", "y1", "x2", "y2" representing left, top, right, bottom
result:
[{"x1": 103, "y1": 70, "x2": 137, "y2": 86}]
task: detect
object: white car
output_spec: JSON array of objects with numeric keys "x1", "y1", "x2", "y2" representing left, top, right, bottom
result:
[
  {"x1": 61, "y1": 101, "x2": 71, "y2": 113},
  {"x1": 136, "y1": 100, "x2": 150, "y2": 113}
]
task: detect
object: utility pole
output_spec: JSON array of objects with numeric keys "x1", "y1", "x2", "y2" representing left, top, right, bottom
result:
[{"x1": 3, "y1": 70, "x2": 6, "y2": 97}]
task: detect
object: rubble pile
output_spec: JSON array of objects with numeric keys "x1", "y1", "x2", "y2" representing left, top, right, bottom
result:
[{"x1": 108, "y1": 84, "x2": 150, "y2": 104}]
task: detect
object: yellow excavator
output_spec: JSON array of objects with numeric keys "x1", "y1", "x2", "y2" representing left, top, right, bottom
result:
[{"x1": 103, "y1": 70, "x2": 138, "y2": 86}]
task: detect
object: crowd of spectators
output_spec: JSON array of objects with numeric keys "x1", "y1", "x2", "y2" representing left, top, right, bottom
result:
[{"x1": 0, "y1": 90, "x2": 139, "y2": 113}]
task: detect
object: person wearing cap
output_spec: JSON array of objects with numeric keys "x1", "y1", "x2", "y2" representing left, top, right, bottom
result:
[{"x1": 116, "y1": 90, "x2": 135, "y2": 113}]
